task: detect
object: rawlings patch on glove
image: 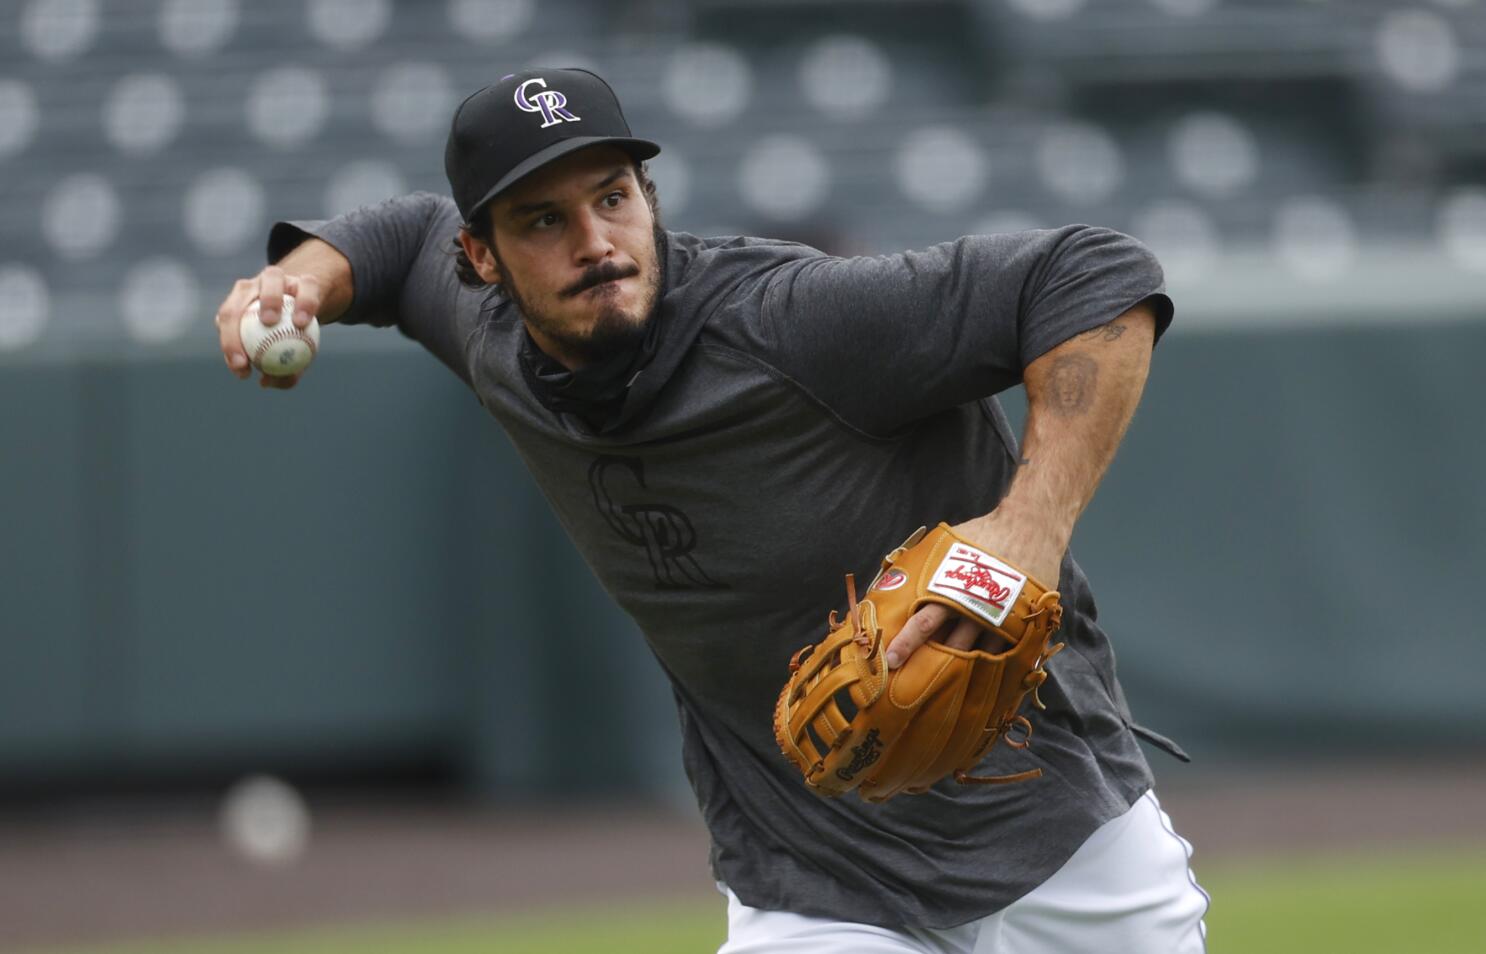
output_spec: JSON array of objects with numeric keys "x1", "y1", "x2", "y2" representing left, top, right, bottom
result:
[{"x1": 773, "y1": 523, "x2": 1065, "y2": 803}]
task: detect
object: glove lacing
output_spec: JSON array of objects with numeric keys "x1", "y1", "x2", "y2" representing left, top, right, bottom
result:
[{"x1": 954, "y1": 589, "x2": 1066, "y2": 787}]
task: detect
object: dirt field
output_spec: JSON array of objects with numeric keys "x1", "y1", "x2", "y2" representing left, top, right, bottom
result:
[{"x1": 4, "y1": 759, "x2": 1485, "y2": 952}]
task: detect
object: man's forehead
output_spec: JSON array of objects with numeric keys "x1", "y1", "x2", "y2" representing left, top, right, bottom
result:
[{"x1": 497, "y1": 148, "x2": 635, "y2": 210}]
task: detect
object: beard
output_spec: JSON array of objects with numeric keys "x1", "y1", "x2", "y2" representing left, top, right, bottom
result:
[{"x1": 498, "y1": 226, "x2": 664, "y2": 368}]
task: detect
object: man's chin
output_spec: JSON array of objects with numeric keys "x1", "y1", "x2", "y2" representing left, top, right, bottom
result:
[{"x1": 588, "y1": 308, "x2": 652, "y2": 349}]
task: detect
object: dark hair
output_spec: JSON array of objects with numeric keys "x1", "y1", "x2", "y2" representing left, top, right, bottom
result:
[{"x1": 450, "y1": 161, "x2": 661, "y2": 290}]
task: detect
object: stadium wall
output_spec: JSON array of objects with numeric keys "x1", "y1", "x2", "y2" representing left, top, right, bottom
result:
[{"x1": 2, "y1": 318, "x2": 1481, "y2": 796}]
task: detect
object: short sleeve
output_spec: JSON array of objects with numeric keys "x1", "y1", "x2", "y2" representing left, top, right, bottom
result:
[
  {"x1": 267, "y1": 192, "x2": 491, "y2": 388},
  {"x1": 756, "y1": 226, "x2": 1173, "y2": 436}
]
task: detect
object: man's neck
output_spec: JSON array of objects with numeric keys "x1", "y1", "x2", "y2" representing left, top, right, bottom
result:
[{"x1": 524, "y1": 323, "x2": 585, "y2": 371}]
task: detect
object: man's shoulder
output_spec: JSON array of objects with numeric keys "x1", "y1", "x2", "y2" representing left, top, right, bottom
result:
[
  {"x1": 650, "y1": 232, "x2": 828, "y2": 375},
  {"x1": 665, "y1": 230, "x2": 825, "y2": 291},
  {"x1": 669, "y1": 230, "x2": 821, "y2": 254}
]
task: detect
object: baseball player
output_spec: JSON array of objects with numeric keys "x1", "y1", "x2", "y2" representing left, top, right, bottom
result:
[{"x1": 216, "y1": 69, "x2": 1208, "y2": 952}]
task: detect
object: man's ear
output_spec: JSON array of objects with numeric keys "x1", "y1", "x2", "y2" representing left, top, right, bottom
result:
[{"x1": 458, "y1": 228, "x2": 503, "y2": 286}]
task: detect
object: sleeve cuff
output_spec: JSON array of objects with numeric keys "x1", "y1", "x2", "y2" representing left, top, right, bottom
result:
[{"x1": 266, "y1": 220, "x2": 328, "y2": 266}]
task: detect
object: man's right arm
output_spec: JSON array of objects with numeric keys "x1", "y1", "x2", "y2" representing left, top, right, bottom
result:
[{"x1": 214, "y1": 192, "x2": 464, "y2": 391}]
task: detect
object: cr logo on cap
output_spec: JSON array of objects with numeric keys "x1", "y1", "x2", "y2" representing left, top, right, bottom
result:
[{"x1": 514, "y1": 77, "x2": 581, "y2": 129}]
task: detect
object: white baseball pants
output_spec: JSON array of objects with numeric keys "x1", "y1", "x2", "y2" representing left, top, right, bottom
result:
[{"x1": 717, "y1": 791, "x2": 1209, "y2": 954}]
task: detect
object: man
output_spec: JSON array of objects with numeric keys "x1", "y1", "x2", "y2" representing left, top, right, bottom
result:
[{"x1": 216, "y1": 68, "x2": 1207, "y2": 952}]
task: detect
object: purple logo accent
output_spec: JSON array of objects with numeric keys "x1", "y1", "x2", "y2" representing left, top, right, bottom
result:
[{"x1": 514, "y1": 77, "x2": 581, "y2": 129}]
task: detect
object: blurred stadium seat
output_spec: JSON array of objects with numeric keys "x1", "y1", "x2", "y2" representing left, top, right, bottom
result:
[{"x1": 1, "y1": 0, "x2": 1483, "y2": 357}]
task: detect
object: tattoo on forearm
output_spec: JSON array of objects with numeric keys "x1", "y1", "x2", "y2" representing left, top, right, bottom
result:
[
  {"x1": 1047, "y1": 354, "x2": 1097, "y2": 416},
  {"x1": 1077, "y1": 321, "x2": 1127, "y2": 343}
]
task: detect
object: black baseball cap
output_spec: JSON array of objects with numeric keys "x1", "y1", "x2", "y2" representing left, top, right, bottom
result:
[{"x1": 444, "y1": 68, "x2": 660, "y2": 223}]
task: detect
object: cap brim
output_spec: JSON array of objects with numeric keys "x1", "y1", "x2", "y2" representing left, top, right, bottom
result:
[{"x1": 466, "y1": 136, "x2": 661, "y2": 221}]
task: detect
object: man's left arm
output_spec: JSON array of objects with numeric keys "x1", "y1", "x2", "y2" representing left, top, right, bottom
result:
[{"x1": 884, "y1": 300, "x2": 1158, "y2": 668}]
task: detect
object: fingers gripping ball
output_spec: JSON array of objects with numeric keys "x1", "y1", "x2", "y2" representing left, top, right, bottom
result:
[
  {"x1": 774, "y1": 524, "x2": 1066, "y2": 803},
  {"x1": 240, "y1": 295, "x2": 320, "y2": 376}
]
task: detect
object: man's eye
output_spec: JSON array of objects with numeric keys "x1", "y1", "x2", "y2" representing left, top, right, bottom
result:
[
  {"x1": 533, "y1": 212, "x2": 560, "y2": 229},
  {"x1": 603, "y1": 191, "x2": 624, "y2": 208}
]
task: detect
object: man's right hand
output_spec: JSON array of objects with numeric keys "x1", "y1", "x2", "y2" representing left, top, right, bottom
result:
[
  {"x1": 215, "y1": 237, "x2": 352, "y2": 390},
  {"x1": 215, "y1": 266, "x2": 323, "y2": 391}
]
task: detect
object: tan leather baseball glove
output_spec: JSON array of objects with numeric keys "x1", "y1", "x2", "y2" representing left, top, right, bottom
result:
[{"x1": 774, "y1": 523, "x2": 1066, "y2": 803}]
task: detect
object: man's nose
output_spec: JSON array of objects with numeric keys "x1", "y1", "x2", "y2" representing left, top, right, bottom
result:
[{"x1": 570, "y1": 208, "x2": 614, "y2": 265}]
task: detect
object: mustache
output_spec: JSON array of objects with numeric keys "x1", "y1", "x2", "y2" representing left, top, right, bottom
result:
[{"x1": 561, "y1": 262, "x2": 641, "y2": 298}]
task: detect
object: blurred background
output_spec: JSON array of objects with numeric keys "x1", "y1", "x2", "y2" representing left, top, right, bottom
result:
[{"x1": 1, "y1": 0, "x2": 1483, "y2": 952}]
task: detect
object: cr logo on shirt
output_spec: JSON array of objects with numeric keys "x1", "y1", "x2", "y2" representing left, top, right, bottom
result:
[{"x1": 588, "y1": 455, "x2": 730, "y2": 591}]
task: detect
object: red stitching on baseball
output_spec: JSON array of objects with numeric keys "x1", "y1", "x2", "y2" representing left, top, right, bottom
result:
[{"x1": 250, "y1": 324, "x2": 317, "y2": 364}]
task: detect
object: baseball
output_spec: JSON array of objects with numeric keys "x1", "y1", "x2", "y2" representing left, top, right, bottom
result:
[{"x1": 240, "y1": 294, "x2": 320, "y2": 376}]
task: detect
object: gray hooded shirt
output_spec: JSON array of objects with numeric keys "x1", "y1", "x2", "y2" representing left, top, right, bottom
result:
[{"x1": 268, "y1": 192, "x2": 1179, "y2": 930}]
